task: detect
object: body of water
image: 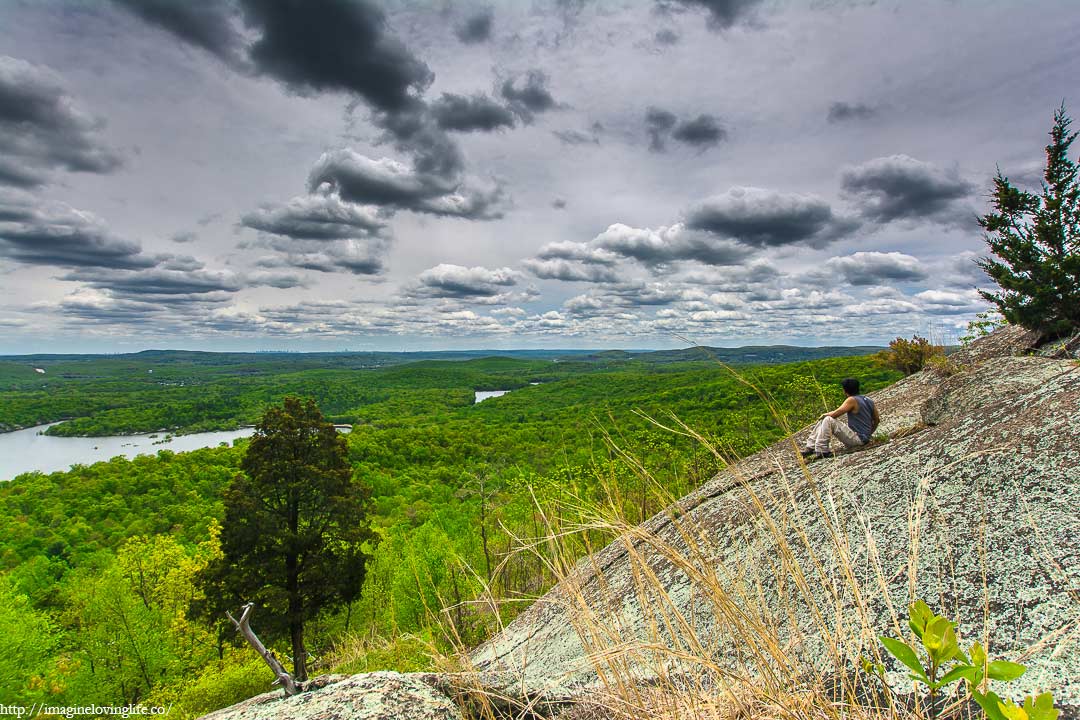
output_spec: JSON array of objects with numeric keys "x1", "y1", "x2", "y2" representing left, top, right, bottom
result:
[
  {"x1": 474, "y1": 389, "x2": 510, "y2": 403},
  {"x1": 0, "y1": 423, "x2": 256, "y2": 481}
]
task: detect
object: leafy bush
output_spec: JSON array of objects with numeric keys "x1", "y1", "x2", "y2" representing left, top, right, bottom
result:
[
  {"x1": 874, "y1": 335, "x2": 945, "y2": 376},
  {"x1": 149, "y1": 649, "x2": 271, "y2": 719}
]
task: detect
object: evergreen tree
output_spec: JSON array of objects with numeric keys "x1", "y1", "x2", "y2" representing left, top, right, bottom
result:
[
  {"x1": 199, "y1": 396, "x2": 371, "y2": 681},
  {"x1": 978, "y1": 103, "x2": 1080, "y2": 337}
]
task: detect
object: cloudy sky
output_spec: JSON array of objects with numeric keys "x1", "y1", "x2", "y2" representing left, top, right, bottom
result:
[{"x1": 0, "y1": 0, "x2": 1077, "y2": 353}]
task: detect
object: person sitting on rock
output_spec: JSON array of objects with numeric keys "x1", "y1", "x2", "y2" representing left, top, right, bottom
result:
[{"x1": 801, "y1": 378, "x2": 879, "y2": 459}]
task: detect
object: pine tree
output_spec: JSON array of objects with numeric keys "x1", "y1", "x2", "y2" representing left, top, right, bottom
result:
[
  {"x1": 198, "y1": 396, "x2": 371, "y2": 681},
  {"x1": 978, "y1": 103, "x2": 1080, "y2": 337}
]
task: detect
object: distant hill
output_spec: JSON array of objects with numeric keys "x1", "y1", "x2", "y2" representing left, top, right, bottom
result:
[
  {"x1": 0, "y1": 345, "x2": 881, "y2": 369},
  {"x1": 563, "y1": 345, "x2": 884, "y2": 365}
]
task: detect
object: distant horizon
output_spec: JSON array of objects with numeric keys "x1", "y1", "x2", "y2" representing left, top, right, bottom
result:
[{"x1": 0, "y1": 339, "x2": 893, "y2": 359}]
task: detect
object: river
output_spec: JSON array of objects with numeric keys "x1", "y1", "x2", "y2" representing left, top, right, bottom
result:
[{"x1": 0, "y1": 423, "x2": 256, "y2": 481}]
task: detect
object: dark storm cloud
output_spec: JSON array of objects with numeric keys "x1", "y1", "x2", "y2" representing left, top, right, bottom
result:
[
  {"x1": 0, "y1": 159, "x2": 45, "y2": 189},
  {"x1": 0, "y1": 56, "x2": 122, "y2": 184},
  {"x1": 159, "y1": 254, "x2": 205, "y2": 272},
  {"x1": 308, "y1": 149, "x2": 504, "y2": 220},
  {"x1": 456, "y1": 7, "x2": 494, "y2": 44},
  {"x1": 655, "y1": 29, "x2": 680, "y2": 45},
  {"x1": 659, "y1": 0, "x2": 764, "y2": 30},
  {"x1": 0, "y1": 194, "x2": 154, "y2": 269},
  {"x1": 62, "y1": 267, "x2": 245, "y2": 297},
  {"x1": 412, "y1": 263, "x2": 520, "y2": 298},
  {"x1": 241, "y1": 192, "x2": 387, "y2": 240},
  {"x1": 171, "y1": 231, "x2": 198, "y2": 244},
  {"x1": 645, "y1": 106, "x2": 677, "y2": 151},
  {"x1": 500, "y1": 70, "x2": 558, "y2": 123},
  {"x1": 249, "y1": 216, "x2": 391, "y2": 275},
  {"x1": 841, "y1": 154, "x2": 975, "y2": 226},
  {"x1": 827, "y1": 101, "x2": 878, "y2": 124},
  {"x1": 110, "y1": 0, "x2": 245, "y2": 65},
  {"x1": 372, "y1": 103, "x2": 466, "y2": 180},
  {"x1": 430, "y1": 93, "x2": 516, "y2": 133},
  {"x1": 61, "y1": 265, "x2": 307, "y2": 304},
  {"x1": 685, "y1": 187, "x2": 859, "y2": 248},
  {"x1": 646, "y1": 108, "x2": 724, "y2": 151},
  {"x1": 239, "y1": 0, "x2": 433, "y2": 113},
  {"x1": 824, "y1": 252, "x2": 928, "y2": 285},
  {"x1": 114, "y1": 0, "x2": 475, "y2": 199},
  {"x1": 671, "y1": 114, "x2": 727, "y2": 148}
]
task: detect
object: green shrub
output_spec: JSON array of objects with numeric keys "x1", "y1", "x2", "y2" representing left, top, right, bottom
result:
[
  {"x1": 874, "y1": 336, "x2": 945, "y2": 376},
  {"x1": 148, "y1": 649, "x2": 271, "y2": 719},
  {"x1": 868, "y1": 600, "x2": 1059, "y2": 720}
]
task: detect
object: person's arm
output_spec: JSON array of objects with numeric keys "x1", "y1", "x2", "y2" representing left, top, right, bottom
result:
[{"x1": 821, "y1": 396, "x2": 857, "y2": 419}]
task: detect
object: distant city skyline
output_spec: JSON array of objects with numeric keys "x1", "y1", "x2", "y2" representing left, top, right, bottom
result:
[{"x1": 1, "y1": 0, "x2": 1077, "y2": 353}]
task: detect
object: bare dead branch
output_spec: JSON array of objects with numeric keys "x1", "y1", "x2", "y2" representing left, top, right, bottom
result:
[{"x1": 227, "y1": 603, "x2": 299, "y2": 696}]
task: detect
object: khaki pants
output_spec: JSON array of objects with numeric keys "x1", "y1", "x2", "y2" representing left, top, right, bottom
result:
[{"x1": 805, "y1": 416, "x2": 864, "y2": 453}]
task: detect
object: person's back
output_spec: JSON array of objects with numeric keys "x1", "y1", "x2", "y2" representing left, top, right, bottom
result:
[{"x1": 847, "y1": 394, "x2": 876, "y2": 443}]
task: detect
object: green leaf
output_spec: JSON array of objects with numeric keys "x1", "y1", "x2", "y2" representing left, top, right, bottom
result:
[
  {"x1": 998, "y1": 698, "x2": 1029, "y2": 720},
  {"x1": 1025, "y1": 693, "x2": 1059, "y2": 720},
  {"x1": 974, "y1": 691, "x2": 1009, "y2": 720},
  {"x1": 936, "y1": 664, "x2": 976, "y2": 688},
  {"x1": 923, "y1": 616, "x2": 954, "y2": 663},
  {"x1": 880, "y1": 636, "x2": 927, "y2": 680},
  {"x1": 987, "y1": 660, "x2": 1027, "y2": 681},
  {"x1": 971, "y1": 641, "x2": 987, "y2": 668},
  {"x1": 909, "y1": 600, "x2": 933, "y2": 639}
]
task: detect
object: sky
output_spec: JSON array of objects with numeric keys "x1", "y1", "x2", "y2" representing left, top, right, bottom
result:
[{"x1": 0, "y1": 0, "x2": 1077, "y2": 353}]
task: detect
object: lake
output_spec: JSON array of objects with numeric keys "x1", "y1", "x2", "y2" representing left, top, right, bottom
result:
[
  {"x1": 474, "y1": 389, "x2": 510, "y2": 403},
  {"x1": 0, "y1": 423, "x2": 256, "y2": 481}
]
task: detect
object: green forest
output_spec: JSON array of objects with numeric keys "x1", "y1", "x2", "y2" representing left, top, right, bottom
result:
[{"x1": 0, "y1": 351, "x2": 899, "y2": 717}]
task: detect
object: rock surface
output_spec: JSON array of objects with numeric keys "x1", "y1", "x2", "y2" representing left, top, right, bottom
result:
[
  {"x1": 200, "y1": 672, "x2": 462, "y2": 720},
  {"x1": 471, "y1": 327, "x2": 1080, "y2": 716}
]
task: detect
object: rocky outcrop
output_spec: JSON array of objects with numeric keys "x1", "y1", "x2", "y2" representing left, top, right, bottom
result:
[
  {"x1": 203, "y1": 327, "x2": 1079, "y2": 719},
  {"x1": 471, "y1": 326, "x2": 1080, "y2": 716},
  {"x1": 199, "y1": 672, "x2": 462, "y2": 720}
]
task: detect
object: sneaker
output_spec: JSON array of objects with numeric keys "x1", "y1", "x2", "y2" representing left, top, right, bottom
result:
[
  {"x1": 814, "y1": 450, "x2": 834, "y2": 459},
  {"x1": 800, "y1": 448, "x2": 817, "y2": 458}
]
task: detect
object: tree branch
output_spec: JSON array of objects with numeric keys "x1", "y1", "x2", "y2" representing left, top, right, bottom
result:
[{"x1": 226, "y1": 603, "x2": 300, "y2": 696}]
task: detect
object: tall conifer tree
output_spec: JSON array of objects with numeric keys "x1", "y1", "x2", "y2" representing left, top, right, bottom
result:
[
  {"x1": 200, "y1": 396, "x2": 371, "y2": 681},
  {"x1": 978, "y1": 104, "x2": 1080, "y2": 337}
]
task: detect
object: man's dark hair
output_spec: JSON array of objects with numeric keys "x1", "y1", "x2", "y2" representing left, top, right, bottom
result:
[{"x1": 841, "y1": 378, "x2": 860, "y2": 396}]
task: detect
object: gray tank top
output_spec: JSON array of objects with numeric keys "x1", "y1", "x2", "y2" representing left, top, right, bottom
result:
[{"x1": 848, "y1": 395, "x2": 875, "y2": 443}]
